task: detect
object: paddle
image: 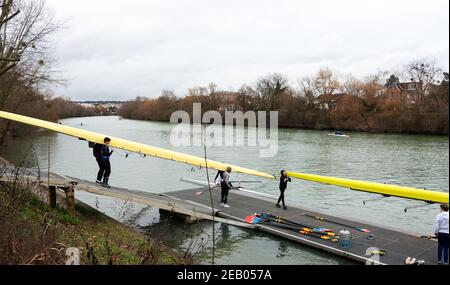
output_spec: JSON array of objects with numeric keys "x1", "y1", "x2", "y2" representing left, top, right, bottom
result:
[
  {"x1": 259, "y1": 213, "x2": 333, "y2": 233},
  {"x1": 195, "y1": 185, "x2": 240, "y2": 196},
  {"x1": 245, "y1": 215, "x2": 335, "y2": 236},
  {"x1": 195, "y1": 185, "x2": 220, "y2": 196},
  {"x1": 303, "y1": 213, "x2": 371, "y2": 233}
]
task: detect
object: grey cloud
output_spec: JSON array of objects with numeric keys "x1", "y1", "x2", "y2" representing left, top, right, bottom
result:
[{"x1": 46, "y1": 0, "x2": 449, "y2": 100}]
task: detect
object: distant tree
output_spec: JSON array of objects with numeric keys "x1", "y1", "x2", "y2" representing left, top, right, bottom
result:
[
  {"x1": 207, "y1": 83, "x2": 220, "y2": 110},
  {"x1": 237, "y1": 84, "x2": 257, "y2": 111},
  {"x1": 255, "y1": 73, "x2": 289, "y2": 111},
  {"x1": 312, "y1": 68, "x2": 340, "y2": 96},
  {"x1": 208, "y1": 83, "x2": 217, "y2": 95},
  {"x1": 342, "y1": 75, "x2": 364, "y2": 97},
  {"x1": 311, "y1": 68, "x2": 340, "y2": 110},
  {"x1": 118, "y1": 66, "x2": 448, "y2": 135},
  {"x1": 298, "y1": 77, "x2": 316, "y2": 105},
  {"x1": 161, "y1": 89, "x2": 177, "y2": 100},
  {"x1": 405, "y1": 60, "x2": 442, "y2": 94},
  {"x1": 385, "y1": 74, "x2": 399, "y2": 87},
  {"x1": 429, "y1": 71, "x2": 449, "y2": 109}
]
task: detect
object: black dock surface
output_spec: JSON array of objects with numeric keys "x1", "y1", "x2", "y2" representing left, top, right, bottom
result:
[{"x1": 165, "y1": 187, "x2": 438, "y2": 265}]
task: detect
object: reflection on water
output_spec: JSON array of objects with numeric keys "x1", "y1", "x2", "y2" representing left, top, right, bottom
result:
[{"x1": 1, "y1": 115, "x2": 448, "y2": 264}]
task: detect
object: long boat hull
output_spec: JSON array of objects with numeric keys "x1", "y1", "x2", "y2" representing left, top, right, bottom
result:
[
  {"x1": 0, "y1": 111, "x2": 275, "y2": 179},
  {"x1": 286, "y1": 171, "x2": 448, "y2": 203}
]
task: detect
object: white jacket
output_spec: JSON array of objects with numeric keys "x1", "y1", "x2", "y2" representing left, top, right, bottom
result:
[{"x1": 435, "y1": 211, "x2": 449, "y2": 234}]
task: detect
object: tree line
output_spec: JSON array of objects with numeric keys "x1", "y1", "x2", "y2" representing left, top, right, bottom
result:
[
  {"x1": 119, "y1": 62, "x2": 449, "y2": 135},
  {"x1": 0, "y1": 0, "x2": 94, "y2": 147}
]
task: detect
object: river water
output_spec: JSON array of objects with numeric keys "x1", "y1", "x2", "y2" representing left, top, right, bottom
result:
[{"x1": 2, "y1": 116, "x2": 448, "y2": 264}]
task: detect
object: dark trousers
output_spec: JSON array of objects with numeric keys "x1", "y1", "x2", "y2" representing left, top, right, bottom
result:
[
  {"x1": 438, "y1": 232, "x2": 449, "y2": 264},
  {"x1": 277, "y1": 188, "x2": 286, "y2": 206},
  {"x1": 96, "y1": 158, "x2": 111, "y2": 183},
  {"x1": 221, "y1": 184, "x2": 229, "y2": 204}
]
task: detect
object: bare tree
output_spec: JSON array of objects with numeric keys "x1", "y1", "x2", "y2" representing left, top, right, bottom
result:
[
  {"x1": 312, "y1": 68, "x2": 340, "y2": 96},
  {"x1": 0, "y1": 0, "x2": 21, "y2": 76},
  {"x1": 255, "y1": 73, "x2": 289, "y2": 111},
  {"x1": 310, "y1": 68, "x2": 340, "y2": 109},
  {"x1": 0, "y1": 0, "x2": 62, "y2": 147},
  {"x1": 1, "y1": 0, "x2": 60, "y2": 79},
  {"x1": 405, "y1": 59, "x2": 442, "y2": 94},
  {"x1": 297, "y1": 77, "x2": 316, "y2": 105},
  {"x1": 341, "y1": 74, "x2": 364, "y2": 97}
]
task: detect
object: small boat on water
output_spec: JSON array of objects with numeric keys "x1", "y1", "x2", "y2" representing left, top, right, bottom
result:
[{"x1": 328, "y1": 131, "x2": 350, "y2": 138}]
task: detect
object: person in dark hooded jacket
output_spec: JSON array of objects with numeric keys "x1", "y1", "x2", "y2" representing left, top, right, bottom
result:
[
  {"x1": 93, "y1": 137, "x2": 113, "y2": 188},
  {"x1": 276, "y1": 170, "x2": 291, "y2": 210}
]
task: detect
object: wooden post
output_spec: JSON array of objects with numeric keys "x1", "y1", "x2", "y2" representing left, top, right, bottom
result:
[
  {"x1": 65, "y1": 183, "x2": 75, "y2": 217},
  {"x1": 49, "y1": 186, "x2": 57, "y2": 208}
]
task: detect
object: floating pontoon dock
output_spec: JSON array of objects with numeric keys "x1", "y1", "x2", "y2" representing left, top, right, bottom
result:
[{"x1": 0, "y1": 163, "x2": 438, "y2": 265}]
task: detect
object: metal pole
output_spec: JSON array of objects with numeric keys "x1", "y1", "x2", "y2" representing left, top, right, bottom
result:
[{"x1": 202, "y1": 122, "x2": 215, "y2": 265}]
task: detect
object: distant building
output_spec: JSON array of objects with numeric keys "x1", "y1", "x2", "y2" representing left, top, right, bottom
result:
[
  {"x1": 384, "y1": 79, "x2": 424, "y2": 104},
  {"x1": 72, "y1": 101, "x2": 125, "y2": 115},
  {"x1": 385, "y1": 81, "x2": 423, "y2": 94}
]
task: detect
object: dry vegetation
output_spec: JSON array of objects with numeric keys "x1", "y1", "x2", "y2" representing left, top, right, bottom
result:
[
  {"x1": 120, "y1": 66, "x2": 449, "y2": 135},
  {"x1": 0, "y1": 160, "x2": 193, "y2": 265},
  {"x1": 1, "y1": 0, "x2": 95, "y2": 146}
]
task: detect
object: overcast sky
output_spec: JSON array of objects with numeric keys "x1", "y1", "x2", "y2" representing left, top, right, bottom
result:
[{"x1": 46, "y1": 0, "x2": 449, "y2": 101}]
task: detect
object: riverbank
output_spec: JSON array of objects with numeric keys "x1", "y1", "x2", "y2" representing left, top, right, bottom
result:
[
  {"x1": 0, "y1": 158, "x2": 191, "y2": 265},
  {"x1": 116, "y1": 114, "x2": 449, "y2": 136}
]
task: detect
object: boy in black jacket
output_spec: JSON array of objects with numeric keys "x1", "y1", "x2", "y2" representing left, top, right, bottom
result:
[
  {"x1": 276, "y1": 170, "x2": 291, "y2": 210},
  {"x1": 93, "y1": 137, "x2": 113, "y2": 188}
]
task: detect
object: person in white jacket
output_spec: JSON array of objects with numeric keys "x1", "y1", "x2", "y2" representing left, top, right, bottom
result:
[{"x1": 435, "y1": 203, "x2": 449, "y2": 265}]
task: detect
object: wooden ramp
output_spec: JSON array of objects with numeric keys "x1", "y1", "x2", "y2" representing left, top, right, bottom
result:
[
  {"x1": 0, "y1": 163, "x2": 438, "y2": 265},
  {"x1": 0, "y1": 164, "x2": 253, "y2": 228}
]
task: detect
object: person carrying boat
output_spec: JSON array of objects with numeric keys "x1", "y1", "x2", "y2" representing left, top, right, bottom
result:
[
  {"x1": 94, "y1": 137, "x2": 113, "y2": 188},
  {"x1": 220, "y1": 167, "x2": 233, "y2": 208},
  {"x1": 435, "y1": 203, "x2": 449, "y2": 265},
  {"x1": 276, "y1": 170, "x2": 291, "y2": 210}
]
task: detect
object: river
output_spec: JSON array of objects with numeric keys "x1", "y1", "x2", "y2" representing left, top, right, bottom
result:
[{"x1": 1, "y1": 116, "x2": 448, "y2": 264}]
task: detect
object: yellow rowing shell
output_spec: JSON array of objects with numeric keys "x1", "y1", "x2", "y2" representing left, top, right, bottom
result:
[
  {"x1": 286, "y1": 171, "x2": 448, "y2": 203},
  {"x1": 0, "y1": 111, "x2": 275, "y2": 179}
]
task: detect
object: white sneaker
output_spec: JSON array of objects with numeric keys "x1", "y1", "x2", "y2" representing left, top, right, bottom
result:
[
  {"x1": 224, "y1": 204, "x2": 231, "y2": 208},
  {"x1": 220, "y1": 203, "x2": 224, "y2": 207}
]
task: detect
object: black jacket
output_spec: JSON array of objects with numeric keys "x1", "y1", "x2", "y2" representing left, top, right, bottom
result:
[
  {"x1": 93, "y1": 144, "x2": 112, "y2": 159},
  {"x1": 279, "y1": 175, "x2": 291, "y2": 190},
  {"x1": 93, "y1": 143, "x2": 102, "y2": 159}
]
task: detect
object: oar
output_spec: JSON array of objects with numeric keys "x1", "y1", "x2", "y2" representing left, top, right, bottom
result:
[
  {"x1": 299, "y1": 229, "x2": 339, "y2": 241},
  {"x1": 257, "y1": 218, "x2": 338, "y2": 241},
  {"x1": 195, "y1": 186, "x2": 240, "y2": 196},
  {"x1": 247, "y1": 215, "x2": 335, "y2": 236},
  {"x1": 260, "y1": 213, "x2": 333, "y2": 232},
  {"x1": 230, "y1": 180, "x2": 262, "y2": 184},
  {"x1": 258, "y1": 213, "x2": 333, "y2": 233},
  {"x1": 303, "y1": 213, "x2": 370, "y2": 233},
  {"x1": 195, "y1": 185, "x2": 219, "y2": 196}
]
